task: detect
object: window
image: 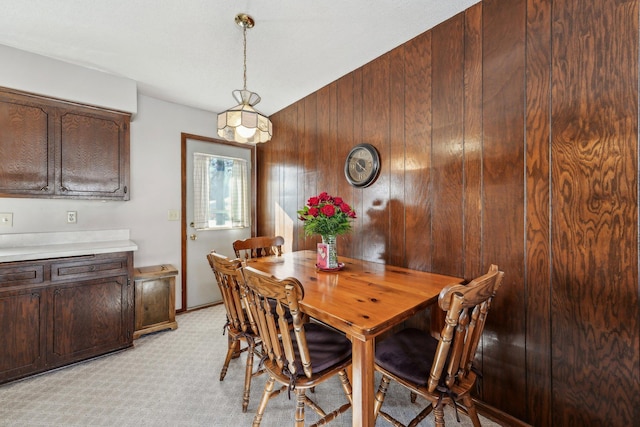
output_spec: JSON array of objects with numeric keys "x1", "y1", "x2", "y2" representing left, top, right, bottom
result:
[{"x1": 192, "y1": 153, "x2": 249, "y2": 230}]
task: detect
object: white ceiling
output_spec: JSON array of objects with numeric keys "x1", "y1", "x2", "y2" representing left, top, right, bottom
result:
[{"x1": 0, "y1": 0, "x2": 479, "y2": 116}]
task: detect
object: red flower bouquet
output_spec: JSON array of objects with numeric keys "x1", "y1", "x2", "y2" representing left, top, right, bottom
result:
[{"x1": 297, "y1": 192, "x2": 356, "y2": 237}]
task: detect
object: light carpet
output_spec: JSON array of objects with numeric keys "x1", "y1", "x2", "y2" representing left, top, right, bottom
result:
[{"x1": 0, "y1": 305, "x2": 502, "y2": 426}]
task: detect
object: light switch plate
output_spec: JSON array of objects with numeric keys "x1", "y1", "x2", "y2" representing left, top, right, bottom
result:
[
  {"x1": 0, "y1": 212, "x2": 13, "y2": 227},
  {"x1": 167, "y1": 209, "x2": 180, "y2": 221}
]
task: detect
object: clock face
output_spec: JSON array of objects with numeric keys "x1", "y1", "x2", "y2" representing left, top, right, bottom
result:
[{"x1": 344, "y1": 144, "x2": 380, "y2": 187}]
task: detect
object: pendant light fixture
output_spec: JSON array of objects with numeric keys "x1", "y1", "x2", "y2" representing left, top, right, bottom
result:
[{"x1": 217, "y1": 13, "x2": 272, "y2": 144}]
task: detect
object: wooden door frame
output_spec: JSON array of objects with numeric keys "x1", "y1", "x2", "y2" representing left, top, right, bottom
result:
[{"x1": 179, "y1": 133, "x2": 257, "y2": 313}]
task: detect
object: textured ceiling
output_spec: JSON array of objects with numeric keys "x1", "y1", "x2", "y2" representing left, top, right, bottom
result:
[{"x1": 0, "y1": 0, "x2": 480, "y2": 116}]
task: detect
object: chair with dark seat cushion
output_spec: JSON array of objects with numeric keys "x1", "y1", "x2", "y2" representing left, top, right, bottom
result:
[
  {"x1": 241, "y1": 265, "x2": 353, "y2": 427},
  {"x1": 374, "y1": 264, "x2": 505, "y2": 427},
  {"x1": 233, "y1": 236, "x2": 284, "y2": 261},
  {"x1": 207, "y1": 251, "x2": 263, "y2": 413}
]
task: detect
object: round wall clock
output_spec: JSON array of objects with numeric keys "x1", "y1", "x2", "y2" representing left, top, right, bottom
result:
[{"x1": 344, "y1": 143, "x2": 380, "y2": 188}]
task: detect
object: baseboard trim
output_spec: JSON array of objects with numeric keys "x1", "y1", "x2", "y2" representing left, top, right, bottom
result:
[{"x1": 474, "y1": 399, "x2": 531, "y2": 427}]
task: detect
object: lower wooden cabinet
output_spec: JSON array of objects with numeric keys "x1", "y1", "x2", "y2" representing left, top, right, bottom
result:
[
  {"x1": 133, "y1": 264, "x2": 178, "y2": 339},
  {"x1": 0, "y1": 251, "x2": 134, "y2": 385},
  {"x1": 0, "y1": 288, "x2": 46, "y2": 382}
]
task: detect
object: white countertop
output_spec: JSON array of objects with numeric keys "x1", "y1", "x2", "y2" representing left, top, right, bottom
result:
[{"x1": 0, "y1": 229, "x2": 138, "y2": 263}]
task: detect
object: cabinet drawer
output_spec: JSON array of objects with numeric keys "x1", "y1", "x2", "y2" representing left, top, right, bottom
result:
[
  {"x1": 0, "y1": 263, "x2": 45, "y2": 287},
  {"x1": 51, "y1": 254, "x2": 128, "y2": 281}
]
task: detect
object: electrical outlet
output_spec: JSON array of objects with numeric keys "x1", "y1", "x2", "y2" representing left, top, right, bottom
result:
[
  {"x1": 67, "y1": 211, "x2": 77, "y2": 224},
  {"x1": 0, "y1": 213, "x2": 13, "y2": 227},
  {"x1": 167, "y1": 209, "x2": 180, "y2": 221}
]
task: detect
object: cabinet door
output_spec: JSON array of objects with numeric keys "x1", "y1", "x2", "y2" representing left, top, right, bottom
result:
[
  {"x1": 46, "y1": 274, "x2": 132, "y2": 367},
  {"x1": 59, "y1": 109, "x2": 130, "y2": 200},
  {"x1": 0, "y1": 91, "x2": 55, "y2": 195},
  {"x1": 0, "y1": 289, "x2": 46, "y2": 383}
]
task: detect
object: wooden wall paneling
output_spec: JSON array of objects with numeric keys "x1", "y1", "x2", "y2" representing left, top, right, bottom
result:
[
  {"x1": 431, "y1": 13, "x2": 465, "y2": 278},
  {"x1": 316, "y1": 84, "x2": 337, "y2": 196},
  {"x1": 388, "y1": 47, "x2": 406, "y2": 267},
  {"x1": 278, "y1": 105, "x2": 299, "y2": 252},
  {"x1": 295, "y1": 102, "x2": 306, "y2": 252},
  {"x1": 336, "y1": 74, "x2": 357, "y2": 258},
  {"x1": 481, "y1": 0, "x2": 527, "y2": 419},
  {"x1": 550, "y1": 0, "x2": 639, "y2": 425},
  {"x1": 463, "y1": 3, "x2": 484, "y2": 280},
  {"x1": 524, "y1": 0, "x2": 552, "y2": 425},
  {"x1": 361, "y1": 53, "x2": 391, "y2": 263},
  {"x1": 257, "y1": 1, "x2": 640, "y2": 424},
  {"x1": 350, "y1": 69, "x2": 365, "y2": 260},
  {"x1": 403, "y1": 31, "x2": 433, "y2": 272},
  {"x1": 302, "y1": 93, "x2": 318, "y2": 251},
  {"x1": 256, "y1": 141, "x2": 272, "y2": 236}
]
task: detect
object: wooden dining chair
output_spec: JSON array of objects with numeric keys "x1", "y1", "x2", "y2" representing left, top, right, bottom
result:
[
  {"x1": 207, "y1": 251, "x2": 264, "y2": 413},
  {"x1": 373, "y1": 264, "x2": 504, "y2": 427},
  {"x1": 241, "y1": 265, "x2": 353, "y2": 427},
  {"x1": 233, "y1": 235, "x2": 284, "y2": 261}
]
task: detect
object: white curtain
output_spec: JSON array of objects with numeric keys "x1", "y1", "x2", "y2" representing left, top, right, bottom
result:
[
  {"x1": 193, "y1": 153, "x2": 249, "y2": 230},
  {"x1": 231, "y1": 159, "x2": 249, "y2": 227},
  {"x1": 192, "y1": 153, "x2": 210, "y2": 229}
]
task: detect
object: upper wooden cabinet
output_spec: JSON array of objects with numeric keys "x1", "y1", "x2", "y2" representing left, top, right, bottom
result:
[{"x1": 0, "y1": 87, "x2": 130, "y2": 200}]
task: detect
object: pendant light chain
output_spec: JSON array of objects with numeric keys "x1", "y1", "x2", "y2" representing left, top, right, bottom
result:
[{"x1": 242, "y1": 25, "x2": 247, "y2": 91}]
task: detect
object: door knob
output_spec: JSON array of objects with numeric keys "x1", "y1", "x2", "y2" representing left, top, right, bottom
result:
[{"x1": 189, "y1": 234, "x2": 198, "y2": 241}]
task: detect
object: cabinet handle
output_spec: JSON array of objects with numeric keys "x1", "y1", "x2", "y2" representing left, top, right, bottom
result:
[
  {"x1": 60, "y1": 186, "x2": 68, "y2": 192},
  {"x1": 31, "y1": 292, "x2": 40, "y2": 300},
  {"x1": 40, "y1": 186, "x2": 48, "y2": 191}
]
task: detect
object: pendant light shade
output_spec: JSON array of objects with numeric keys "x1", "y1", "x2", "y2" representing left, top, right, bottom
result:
[{"x1": 217, "y1": 14, "x2": 272, "y2": 144}]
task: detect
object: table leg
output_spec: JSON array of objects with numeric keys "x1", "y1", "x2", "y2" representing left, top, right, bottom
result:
[{"x1": 351, "y1": 337, "x2": 375, "y2": 427}]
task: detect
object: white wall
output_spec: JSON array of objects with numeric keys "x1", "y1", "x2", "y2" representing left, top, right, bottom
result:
[
  {"x1": 0, "y1": 44, "x2": 137, "y2": 114},
  {"x1": 0, "y1": 94, "x2": 218, "y2": 310}
]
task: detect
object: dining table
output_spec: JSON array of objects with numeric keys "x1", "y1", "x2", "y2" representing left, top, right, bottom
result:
[{"x1": 247, "y1": 250, "x2": 464, "y2": 427}]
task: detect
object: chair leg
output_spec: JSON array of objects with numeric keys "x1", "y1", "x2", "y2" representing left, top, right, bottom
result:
[
  {"x1": 253, "y1": 376, "x2": 276, "y2": 427},
  {"x1": 462, "y1": 395, "x2": 482, "y2": 427},
  {"x1": 242, "y1": 342, "x2": 255, "y2": 412},
  {"x1": 374, "y1": 375, "x2": 391, "y2": 418},
  {"x1": 338, "y1": 370, "x2": 353, "y2": 405},
  {"x1": 295, "y1": 389, "x2": 306, "y2": 427},
  {"x1": 220, "y1": 337, "x2": 239, "y2": 381},
  {"x1": 433, "y1": 401, "x2": 446, "y2": 427}
]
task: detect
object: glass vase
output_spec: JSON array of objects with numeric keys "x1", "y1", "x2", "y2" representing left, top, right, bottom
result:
[{"x1": 322, "y1": 234, "x2": 338, "y2": 269}]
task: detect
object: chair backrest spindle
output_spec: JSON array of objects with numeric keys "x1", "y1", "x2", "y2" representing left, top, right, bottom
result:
[
  {"x1": 428, "y1": 264, "x2": 504, "y2": 393},
  {"x1": 233, "y1": 236, "x2": 284, "y2": 261}
]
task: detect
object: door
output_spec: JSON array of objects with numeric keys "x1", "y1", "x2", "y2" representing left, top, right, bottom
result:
[{"x1": 183, "y1": 136, "x2": 254, "y2": 310}]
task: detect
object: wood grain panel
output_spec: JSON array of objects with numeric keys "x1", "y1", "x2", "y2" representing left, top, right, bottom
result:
[
  {"x1": 295, "y1": 102, "x2": 307, "y2": 251},
  {"x1": 525, "y1": 0, "x2": 552, "y2": 425},
  {"x1": 403, "y1": 31, "x2": 433, "y2": 272},
  {"x1": 481, "y1": 0, "x2": 527, "y2": 419},
  {"x1": 256, "y1": 134, "x2": 273, "y2": 236},
  {"x1": 432, "y1": 13, "x2": 465, "y2": 278},
  {"x1": 336, "y1": 73, "x2": 357, "y2": 258},
  {"x1": 277, "y1": 105, "x2": 299, "y2": 251},
  {"x1": 389, "y1": 47, "x2": 406, "y2": 267},
  {"x1": 60, "y1": 113, "x2": 120, "y2": 192},
  {"x1": 350, "y1": 69, "x2": 365, "y2": 260},
  {"x1": 316, "y1": 84, "x2": 337, "y2": 196},
  {"x1": 361, "y1": 53, "x2": 391, "y2": 264},
  {"x1": 463, "y1": 3, "x2": 484, "y2": 279},
  {"x1": 0, "y1": 100, "x2": 50, "y2": 191},
  {"x1": 302, "y1": 93, "x2": 318, "y2": 251},
  {"x1": 550, "y1": 0, "x2": 639, "y2": 425}
]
